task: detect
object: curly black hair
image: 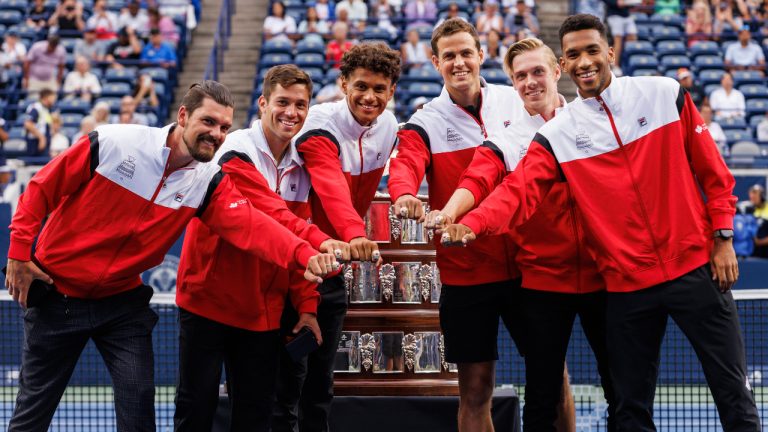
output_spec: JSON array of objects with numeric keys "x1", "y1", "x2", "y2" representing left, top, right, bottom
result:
[
  {"x1": 558, "y1": 14, "x2": 608, "y2": 44},
  {"x1": 340, "y1": 42, "x2": 401, "y2": 85}
]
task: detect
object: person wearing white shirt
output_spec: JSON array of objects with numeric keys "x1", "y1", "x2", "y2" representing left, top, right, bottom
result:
[
  {"x1": 86, "y1": 0, "x2": 119, "y2": 40},
  {"x1": 701, "y1": 105, "x2": 728, "y2": 152},
  {"x1": 62, "y1": 56, "x2": 102, "y2": 102},
  {"x1": 0, "y1": 31, "x2": 27, "y2": 87},
  {"x1": 725, "y1": 26, "x2": 766, "y2": 70},
  {"x1": 264, "y1": 1, "x2": 297, "y2": 40},
  {"x1": 335, "y1": 0, "x2": 368, "y2": 23},
  {"x1": 709, "y1": 72, "x2": 746, "y2": 120},
  {"x1": 118, "y1": 0, "x2": 150, "y2": 38},
  {"x1": 757, "y1": 112, "x2": 768, "y2": 142}
]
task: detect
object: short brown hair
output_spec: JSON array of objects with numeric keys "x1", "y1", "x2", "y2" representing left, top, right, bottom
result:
[
  {"x1": 504, "y1": 38, "x2": 558, "y2": 77},
  {"x1": 558, "y1": 14, "x2": 608, "y2": 45},
  {"x1": 262, "y1": 64, "x2": 313, "y2": 101},
  {"x1": 431, "y1": 18, "x2": 481, "y2": 56},
  {"x1": 340, "y1": 42, "x2": 401, "y2": 84},
  {"x1": 181, "y1": 80, "x2": 234, "y2": 116}
]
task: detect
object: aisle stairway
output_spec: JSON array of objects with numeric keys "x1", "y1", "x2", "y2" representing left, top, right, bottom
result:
[{"x1": 535, "y1": 0, "x2": 578, "y2": 100}]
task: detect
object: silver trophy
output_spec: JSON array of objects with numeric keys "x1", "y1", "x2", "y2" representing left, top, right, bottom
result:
[
  {"x1": 364, "y1": 202, "x2": 392, "y2": 243},
  {"x1": 379, "y1": 263, "x2": 395, "y2": 301},
  {"x1": 430, "y1": 262, "x2": 442, "y2": 303},
  {"x1": 373, "y1": 331, "x2": 405, "y2": 373},
  {"x1": 334, "y1": 331, "x2": 361, "y2": 373},
  {"x1": 347, "y1": 262, "x2": 382, "y2": 303},
  {"x1": 392, "y1": 262, "x2": 422, "y2": 304},
  {"x1": 360, "y1": 333, "x2": 376, "y2": 372},
  {"x1": 414, "y1": 332, "x2": 442, "y2": 373},
  {"x1": 400, "y1": 203, "x2": 431, "y2": 244}
]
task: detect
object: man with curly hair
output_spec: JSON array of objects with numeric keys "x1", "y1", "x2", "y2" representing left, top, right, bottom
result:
[{"x1": 271, "y1": 42, "x2": 401, "y2": 432}]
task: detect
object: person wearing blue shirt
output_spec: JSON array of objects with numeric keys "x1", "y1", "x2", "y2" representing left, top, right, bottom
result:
[{"x1": 141, "y1": 28, "x2": 177, "y2": 68}]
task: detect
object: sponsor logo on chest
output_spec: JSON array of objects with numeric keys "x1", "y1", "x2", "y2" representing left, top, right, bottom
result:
[{"x1": 116, "y1": 156, "x2": 136, "y2": 179}]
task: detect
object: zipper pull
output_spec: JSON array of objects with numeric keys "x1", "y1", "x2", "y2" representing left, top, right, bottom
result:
[{"x1": 480, "y1": 123, "x2": 487, "y2": 138}]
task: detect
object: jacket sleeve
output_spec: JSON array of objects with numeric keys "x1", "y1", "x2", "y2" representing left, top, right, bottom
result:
[
  {"x1": 678, "y1": 88, "x2": 737, "y2": 230},
  {"x1": 8, "y1": 132, "x2": 97, "y2": 261},
  {"x1": 288, "y1": 269, "x2": 320, "y2": 316},
  {"x1": 457, "y1": 142, "x2": 508, "y2": 206},
  {"x1": 219, "y1": 151, "x2": 330, "y2": 249},
  {"x1": 387, "y1": 124, "x2": 431, "y2": 201},
  {"x1": 198, "y1": 172, "x2": 319, "y2": 270},
  {"x1": 460, "y1": 135, "x2": 561, "y2": 237},
  {"x1": 296, "y1": 130, "x2": 367, "y2": 242}
]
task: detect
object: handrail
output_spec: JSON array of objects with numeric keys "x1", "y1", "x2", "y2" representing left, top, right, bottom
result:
[{"x1": 204, "y1": 0, "x2": 236, "y2": 81}]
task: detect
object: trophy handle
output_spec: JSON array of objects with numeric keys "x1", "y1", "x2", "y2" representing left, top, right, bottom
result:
[
  {"x1": 403, "y1": 333, "x2": 418, "y2": 372},
  {"x1": 360, "y1": 333, "x2": 376, "y2": 372},
  {"x1": 379, "y1": 263, "x2": 395, "y2": 302},
  {"x1": 418, "y1": 264, "x2": 433, "y2": 302}
]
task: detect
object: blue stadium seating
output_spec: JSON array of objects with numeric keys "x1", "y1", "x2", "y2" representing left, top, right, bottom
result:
[
  {"x1": 303, "y1": 67, "x2": 325, "y2": 83},
  {"x1": 95, "y1": 97, "x2": 122, "y2": 114},
  {"x1": 660, "y1": 55, "x2": 691, "y2": 72},
  {"x1": 656, "y1": 40, "x2": 686, "y2": 56},
  {"x1": 740, "y1": 84, "x2": 768, "y2": 100},
  {"x1": 732, "y1": 70, "x2": 765, "y2": 86},
  {"x1": 262, "y1": 38, "x2": 294, "y2": 55},
  {"x1": 407, "y1": 82, "x2": 442, "y2": 99},
  {"x1": 720, "y1": 117, "x2": 748, "y2": 129},
  {"x1": 0, "y1": 0, "x2": 27, "y2": 13},
  {"x1": 104, "y1": 68, "x2": 137, "y2": 84},
  {"x1": 60, "y1": 112, "x2": 84, "y2": 127},
  {"x1": 694, "y1": 55, "x2": 725, "y2": 70},
  {"x1": 296, "y1": 38, "x2": 325, "y2": 55},
  {"x1": 480, "y1": 68, "x2": 509, "y2": 85},
  {"x1": 627, "y1": 55, "x2": 659, "y2": 74},
  {"x1": 56, "y1": 98, "x2": 91, "y2": 115},
  {"x1": 652, "y1": 26, "x2": 682, "y2": 42},
  {"x1": 633, "y1": 68, "x2": 659, "y2": 77},
  {"x1": 724, "y1": 128, "x2": 753, "y2": 144},
  {"x1": 698, "y1": 69, "x2": 726, "y2": 86},
  {"x1": 746, "y1": 99, "x2": 768, "y2": 117},
  {"x1": 689, "y1": 40, "x2": 720, "y2": 58},
  {"x1": 0, "y1": 10, "x2": 22, "y2": 25},
  {"x1": 649, "y1": 13, "x2": 684, "y2": 29},
  {"x1": 295, "y1": 53, "x2": 325, "y2": 69},
  {"x1": 141, "y1": 67, "x2": 169, "y2": 85},
  {"x1": 100, "y1": 82, "x2": 132, "y2": 98},
  {"x1": 362, "y1": 27, "x2": 395, "y2": 44},
  {"x1": 624, "y1": 40, "x2": 655, "y2": 57},
  {"x1": 260, "y1": 53, "x2": 293, "y2": 68}
]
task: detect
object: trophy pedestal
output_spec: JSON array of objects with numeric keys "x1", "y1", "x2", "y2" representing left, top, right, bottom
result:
[{"x1": 332, "y1": 197, "x2": 458, "y2": 397}]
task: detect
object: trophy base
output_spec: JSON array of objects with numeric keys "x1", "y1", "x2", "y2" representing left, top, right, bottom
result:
[{"x1": 334, "y1": 378, "x2": 459, "y2": 396}]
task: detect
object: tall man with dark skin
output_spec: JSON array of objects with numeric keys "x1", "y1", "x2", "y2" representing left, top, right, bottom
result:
[{"x1": 442, "y1": 14, "x2": 761, "y2": 432}]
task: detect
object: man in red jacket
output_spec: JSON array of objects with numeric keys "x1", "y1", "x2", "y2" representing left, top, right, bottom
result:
[
  {"x1": 426, "y1": 37, "x2": 614, "y2": 431},
  {"x1": 174, "y1": 66, "x2": 350, "y2": 432},
  {"x1": 442, "y1": 14, "x2": 761, "y2": 431},
  {"x1": 4, "y1": 81, "x2": 337, "y2": 432},
  {"x1": 271, "y1": 43, "x2": 401, "y2": 432}
]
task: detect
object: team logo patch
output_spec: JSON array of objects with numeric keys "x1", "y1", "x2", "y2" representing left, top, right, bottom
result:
[
  {"x1": 637, "y1": 117, "x2": 647, "y2": 127},
  {"x1": 695, "y1": 123, "x2": 709, "y2": 134},
  {"x1": 291, "y1": 183, "x2": 297, "y2": 192},
  {"x1": 504, "y1": 120, "x2": 511, "y2": 128},
  {"x1": 174, "y1": 193, "x2": 184, "y2": 202},
  {"x1": 575, "y1": 131, "x2": 593, "y2": 152},
  {"x1": 447, "y1": 128, "x2": 463, "y2": 144},
  {"x1": 116, "y1": 156, "x2": 136, "y2": 179}
]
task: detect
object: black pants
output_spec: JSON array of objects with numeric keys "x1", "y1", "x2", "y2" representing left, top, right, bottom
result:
[
  {"x1": 606, "y1": 265, "x2": 761, "y2": 432},
  {"x1": 9, "y1": 285, "x2": 158, "y2": 432},
  {"x1": 272, "y1": 276, "x2": 348, "y2": 432},
  {"x1": 174, "y1": 309, "x2": 281, "y2": 432},
  {"x1": 517, "y1": 288, "x2": 616, "y2": 432}
]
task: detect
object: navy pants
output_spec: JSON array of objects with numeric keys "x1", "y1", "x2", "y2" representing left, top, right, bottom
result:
[{"x1": 9, "y1": 285, "x2": 158, "y2": 432}]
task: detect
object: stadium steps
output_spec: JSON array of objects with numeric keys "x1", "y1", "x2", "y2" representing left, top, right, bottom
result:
[{"x1": 536, "y1": 0, "x2": 578, "y2": 101}]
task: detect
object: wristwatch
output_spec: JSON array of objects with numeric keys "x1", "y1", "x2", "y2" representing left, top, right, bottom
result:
[{"x1": 714, "y1": 229, "x2": 734, "y2": 240}]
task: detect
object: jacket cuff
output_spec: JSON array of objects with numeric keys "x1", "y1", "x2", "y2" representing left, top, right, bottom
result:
[
  {"x1": 710, "y1": 213, "x2": 734, "y2": 230},
  {"x1": 8, "y1": 238, "x2": 33, "y2": 261},
  {"x1": 295, "y1": 244, "x2": 319, "y2": 269},
  {"x1": 457, "y1": 180, "x2": 483, "y2": 207},
  {"x1": 341, "y1": 224, "x2": 368, "y2": 243},
  {"x1": 460, "y1": 213, "x2": 486, "y2": 237},
  {"x1": 388, "y1": 186, "x2": 417, "y2": 204},
  {"x1": 307, "y1": 229, "x2": 332, "y2": 251},
  {"x1": 294, "y1": 295, "x2": 320, "y2": 315}
]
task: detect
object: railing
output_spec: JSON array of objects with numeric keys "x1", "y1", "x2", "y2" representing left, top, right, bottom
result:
[{"x1": 203, "y1": 0, "x2": 236, "y2": 81}]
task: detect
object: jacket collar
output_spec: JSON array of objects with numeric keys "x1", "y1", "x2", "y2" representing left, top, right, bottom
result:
[
  {"x1": 435, "y1": 78, "x2": 489, "y2": 117},
  {"x1": 250, "y1": 121, "x2": 303, "y2": 170},
  {"x1": 340, "y1": 98, "x2": 376, "y2": 136},
  {"x1": 576, "y1": 73, "x2": 622, "y2": 115},
  {"x1": 526, "y1": 93, "x2": 568, "y2": 127}
]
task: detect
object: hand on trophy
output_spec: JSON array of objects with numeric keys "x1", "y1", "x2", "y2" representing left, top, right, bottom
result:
[
  {"x1": 304, "y1": 253, "x2": 339, "y2": 283},
  {"x1": 440, "y1": 224, "x2": 477, "y2": 247},
  {"x1": 319, "y1": 239, "x2": 351, "y2": 262},
  {"x1": 350, "y1": 237, "x2": 382, "y2": 264},
  {"x1": 293, "y1": 312, "x2": 323, "y2": 345},
  {"x1": 424, "y1": 210, "x2": 453, "y2": 230},
  {"x1": 393, "y1": 194, "x2": 425, "y2": 222}
]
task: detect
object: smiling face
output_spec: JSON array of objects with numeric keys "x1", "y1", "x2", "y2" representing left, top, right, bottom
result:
[
  {"x1": 177, "y1": 98, "x2": 233, "y2": 162},
  {"x1": 432, "y1": 31, "x2": 484, "y2": 101},
  {"x1": 511, "y1": 47, "x2": 561, "y2": 115},
  {"x1": 259, "y1": 83, "x2": 310, "y2": 146},
  {"x1": 341, "y1": 68, "x2": 395, "y2": 126},
  {"x1": 560, "y1": 29, "x2": 614, "y2": 99}
]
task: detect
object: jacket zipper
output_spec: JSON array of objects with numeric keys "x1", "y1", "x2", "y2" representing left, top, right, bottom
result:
[
  {"x1": 596, "y1": 96, "x2": 669, "y2": 279},
  {"x1": 269, "y1": 157, "x2": 299, "y2": 195},
  {"x1": 566, "y1": 186, "x2": 582, "y2": 293},
  {"x1": 456, "y1": 91, "x2": 487, "y2": 138}
]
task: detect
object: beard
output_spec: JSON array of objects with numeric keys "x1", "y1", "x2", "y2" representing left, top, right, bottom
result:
[{"x1": 183, "y1": 132, "x2": 218, "y2": 162}]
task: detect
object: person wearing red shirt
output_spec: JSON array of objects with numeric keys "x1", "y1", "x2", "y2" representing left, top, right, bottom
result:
[{"x1": 326, "y1": 21, "x2": 355, "y2": 68}]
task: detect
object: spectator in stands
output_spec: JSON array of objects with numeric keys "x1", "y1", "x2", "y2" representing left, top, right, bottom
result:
[
  {"x1": 747, "y1": 184, "x2": 768, "y2": 257},
  {"x1": 63, "y1": 55, "x2": 102, "y2": 102},
  {"x1": 48, "y1": 113, "x2": 70, "y2": 158},
  {"x1": 27, "y1": 0, "x2": 52, "y2": 31},
  {"x1": 298, "y1": 6, "x2": 330, "y2": 35},
  {"x1": 714, "y1": 0, "x2": 748, "y2": 36},
  {"x1": 264, "y1": 1, "x2": 297, "y2": 41},
  {"x1": 74, "y1": 26, "x2": 107, "y2": 62},
  {"x1": 733, "y1": 210, "x2": 758, "y2": 257},
  {"x1": 437, "y1": 3, "x2": 468, "y2": 26},
  {"x1": 335, "y1": 0, "x2": 369, "y2": 27},
  {"x1": 476, "y1": 0, "x2": 505, "y2": 35},
  {"x1": 133, "y1": 73, "x2": 160, "y2": 110},
  {"x1": 404, "y1": 0, "x2": 438, "y2": 29},
  {"x1": 725, "y1": 26, "x2": 766, "y2": 70},
  {"x1": 1, "y1": 30, "x2": 27, "y2": 89},
  {"x1": 603, "y1": 0, "x2": 637, "y2": 76},
  {"x1": 87, "y1": 0, "x2": 119, "y2": 42},
  {"x1": 24, "y1": 88, "x2": 56, "y2": 156},
  {"x1": 481, "y1": 29, "x2": 507, "y2": 64},
  {"x1": 0, "y1": 116, "x2": 8, "y2": 146},
  {"x1": 576, "y1": 0, "x2": 605, "y2": 18},
  {"x1": 106, "y1": 26, "x2": 143, "y2": 67},
  {"x1": 374, "y1": 0, "x2": 399, "y2": 36},
  {"x1": 71, "y1": 114, "x2": 96, "y2": 142},
  {"x1": 315, "y1": 75, "x2": 345, "y2": 103},
  {"x1": 23, "y1": 33, "x2": 66, "y2": 96},
  {"x1": 677, "y1": 67, "x2": 705, "y2": 107},
  {"x1": 119, "y1": 0, "x2": 150, "y2": 39},
  {"x1": 685, "y1": 0, "x2": 713, "y2": 46},
  {"x1": 148, "y1": 6, "x2": 180, "y2": 46},
  {"x1": 700, "y1": 104, "x2": 728, "y2": 151},
  {"x1": 326, "y1": 21, "x2": 355, "y2": 68},
  {"x1": 504, "y1": 0, "x2": 539, "y2": 39},
  {"x1": 314, "y1": 0, "x2": 335, "y2": 22},
  {"x1": 48, "y1": 0, "x2": 85, "y2": 33},
  {"x1": 91, "y1": 101, "x2": 111, "y2": 126},
  {"x1": 141, "y1": 28, "x2": 177, "y2": 68},
  {"x1": 757, "y1": 111, "x2": 768, "y2": 141},
  {"x1": 110, "y1": 95, "x2": 150, "y2": 125},
  {"x1": 655, "y1": 0, "x2": 681, "y2": 15},
  {"x1": 709, "y1": 71, "x2": 746, "y2": 120},
  {"x1": 401, "y1": 28, "x2": 432, "y2": 69},
  {"x1": 0, "y1": 165, "x2": 21, "y2": 212}
]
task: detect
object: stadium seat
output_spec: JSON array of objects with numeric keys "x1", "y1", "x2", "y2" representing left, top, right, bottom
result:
[
  {"x1": 260, "y1": 53, "x2": 294, "y2": 68},
  {"x1": 693, "y1": 55, "x2": 725, "y2": 70},
  {"x1": 631, "y1": 12, "x2": 649, "y2": 23},
  {"x1": 3, "y1": 127, "x2": 28, "y2": 157},
  {"x1": 9, "y1": 23, "x2": 40, "y2": 40},
  {"x1": 624, "y1": 40, "x2": 655, "y2": 57},
  {"x1": 0, "y1": 0, "x2": 28, "y2": 13},
  {"x1": 104, "y1": 68, "x2": 137, "y2": 84},
  {"x1": 141, "y1": 67, "x2": 169, "y2": 85},
  {"x1": 262, "y1": 38, "x2": 294, "y2": 55},
  {"x1": 362, "y1": 27, "x2": 395, "y2": 44},
  {"x1": 731, "y1": 140, "x2": 761, "y2": 155},
  {"x1": 746, "y1": 99, "x2": 768, "y2": 117},
  {"x1": 704, "y1": 83, "x2": 720, "y2": 96},
  {"x1": 739, "y1": 84, "x2": 768, "y2": 100},
  {"x1": 719, "y1": 117, "x2": 747, "y2": 129},
  {"x1": 0, "y1": 10, "x2": 22, "y2": 26},
  {"x1": 303, "y1": 67, "x2": 324, "y2": 83},
  {"x1": 652, "y1": 26, "x2": 682, "y2": 42},
  {"x1": 100, "y1": 82, "x2": 131, "y2": 98},
  {"x1": 636, "y1": 25, "x2": 652, "y2": 41},
  {"x1": 95, "y1": 97, "x2": 122, "y2": 114},
  {"x1": 649, "y1": 13, "x2": 684, "y2": 29},
  {"x1": 632, "y1": 68, "x2": 659, "y2": 77},
  {"x1": 296, "y1": 38, "x2": 325, "y2": 55},
  {"x1": 438, "y1": 0, "x2": 471, "y2": 12},
  {"x1": 656, "y1": 40, "x2": 686, "y2": 56},
  {"x1": 480, "y1": 68, "x2": 510, "y2": 85},
  {"x1": 56, "y1": 98, "x2": 91, "y2": 115},
  {"x1": 732, "y1": 70, "x2": 765, "y2": 86},
  {"x1": 60, "y1": 112, "x2": 84, "y2": 127},
  {"x1": 627, "y1": 54, "x2": 659, "y2": 74},
  {"x1": 689, "y1": 40, "x2": 720, "y2": 58},
  {"x1": 660, "y1": 55, "x2": 691, "y2": 72},
  {"x1": 294, "y1": 53, "x2": 325, "y2": 69},
  {"x1": 749, "y1": 115, "x2": 766, "y2": 128},
  {"x1": 408, "y1": 82, "x2": 442, "y2": 99},
  {"x1": 724, "y1": 128, "x2": 753, "y2": 144},
  {"x1": 325, "y1": 68, "x2": 341, "y2": 83},
  {"x1": 698, "y1": 69, "x2": 725, "y2": 86}
]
